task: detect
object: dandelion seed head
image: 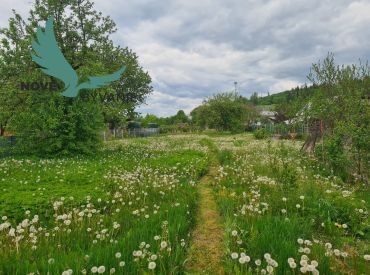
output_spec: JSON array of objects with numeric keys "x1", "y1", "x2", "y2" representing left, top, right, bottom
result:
[
  {"x1": 160, "y1": 241, "x2": 167, "y2": 249},
  {"x1": 48, "y1": 258, "x2": 55, "y2": 264},
  {"x1": 97, "y1": 266, "x2": 105, "y2": 274},
  {"x1": 148, "y1": 262, "x2": 156, "y2": 270},
  {"x1": 301, "y1": 255, "x2": 309, "y2": 261},
  {"x1": 266, "y1": 265, "x2": 273, "y2": 273}
]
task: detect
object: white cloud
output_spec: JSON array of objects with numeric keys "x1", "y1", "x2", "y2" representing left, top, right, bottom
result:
[
  {"x1": 270, "y1": 80, "x2": 302, "y2": 93},
  {"x1": 137, "y1": 91, "x2": 202, "y2": 117},
  {"x1": 0, "y1": 0, "x2": 29, "y2": 27},
  {"x1": 1, "y1": 0, "x2": 370, "y2": 116}
]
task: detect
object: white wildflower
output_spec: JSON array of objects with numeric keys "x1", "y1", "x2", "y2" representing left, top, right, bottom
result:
[
  {"x1": 148, "y1": 262, "x2": 156, "y2": 270},
  {"x1": 231, "y1": 252, "x2": 238, "y2": 259}
]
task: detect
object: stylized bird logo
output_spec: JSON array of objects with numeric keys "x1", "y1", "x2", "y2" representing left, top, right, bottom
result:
[{"x1": 31, "y1": 16, "x2": 126, "y2": 97}]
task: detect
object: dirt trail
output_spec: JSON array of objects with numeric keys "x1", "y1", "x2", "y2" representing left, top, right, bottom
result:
[{"x1": 186, "y1": 166, "x2": 225, "y2": 274}]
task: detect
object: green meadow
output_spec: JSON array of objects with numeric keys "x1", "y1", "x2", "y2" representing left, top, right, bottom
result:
[{"x1": 0, "y1": 134, "x2": 368, "y2": 274}]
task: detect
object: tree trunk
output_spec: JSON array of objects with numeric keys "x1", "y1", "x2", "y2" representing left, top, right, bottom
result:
[
  {"x1": 0, "y1": 124, "x2": 5, "y2": 136},
  {"x1": 301, "y1": 120, "x2": 320, "y2": 154}
]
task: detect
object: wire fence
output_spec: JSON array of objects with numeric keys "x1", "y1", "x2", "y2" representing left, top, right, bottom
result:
[
  {"x1": 102, "y1": 128, "x2": 160, "y2": 141},
  {"x1": 251, "y1": 122, "x2": 309, "y2": 138},
  {"x1": 0, "y1": 136, "x2": 16, "y2": 157}
]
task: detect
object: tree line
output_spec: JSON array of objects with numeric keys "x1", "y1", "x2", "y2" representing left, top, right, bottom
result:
[{"x1": 136, "y1": 92, "x2": 258, "y2": 133}]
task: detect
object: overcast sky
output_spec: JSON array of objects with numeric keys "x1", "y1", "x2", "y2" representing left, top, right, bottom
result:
[{"x1": 1, "y1": 0, "x2": 370, "y2": 116}]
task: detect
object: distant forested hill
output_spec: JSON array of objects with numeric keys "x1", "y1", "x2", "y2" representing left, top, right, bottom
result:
[{"x1": 255, "y1": 85, "x2": 317, "y2": 106}]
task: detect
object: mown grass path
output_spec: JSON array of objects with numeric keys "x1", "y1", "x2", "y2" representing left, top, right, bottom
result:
[{"x1": 186, "y1": 164, "x2": 225, "y2": 274}]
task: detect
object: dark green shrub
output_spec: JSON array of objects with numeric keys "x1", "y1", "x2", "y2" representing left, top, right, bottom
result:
[
  {"x1": 276, "y1": 163, "x2": 297, "y2": 186},
  {"x1": 159, "y1": 125, "x2": 176, "y2": 134},
  {"x1": 253, "y1": 128, "x2": 268, "y2": 139},
  {"x1": 315, "y1": 135, "x2": 350, "y2": 181},
  {"x1": 10, "y1": 95, "x2": 104, "y2": 156}
]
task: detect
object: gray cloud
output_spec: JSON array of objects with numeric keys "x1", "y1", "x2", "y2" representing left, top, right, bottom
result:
[{"x1": 2, "y1": 0, "x2": 370, "y2": 116}]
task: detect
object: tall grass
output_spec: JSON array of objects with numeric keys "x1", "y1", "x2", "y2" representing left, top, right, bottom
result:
[
  {"x1": 211, "y1": 137, "x2": 369, "y2": 274},
  {"x1": 0, "y1": 136, "x2": 208, "y2": 274}
]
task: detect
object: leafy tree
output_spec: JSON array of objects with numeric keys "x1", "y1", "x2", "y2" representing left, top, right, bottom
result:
[
  {"x1": 256, "y1": 85, "x2": 317, "y2": 106},
  {"x1": 10, "y1": 95, "x2": 104, "y2": 155},
  {"x1": 138, "y1": 110, "x2": 189, "y2": 127},
  {"x1": 0, "y1": 13, "x2": 34, "y2": 137},
  {"x1": 140, "y1": 114, "x2": 160, "y2": 127},
  {"x1": 0, "y1": 0, "x2": 152, "y2": 155},
  {"x1": 191, "y1": 92, "x2": 256, "y2": 133},
  {"x1": 250, "y1": 92, "x2": 259, "y2": 105},
  {"x1": 171, "y1": 110, "x2": 189, "y2": 124},
  {"x1": 305, "y1": 53, "x2": 370, "y2": 182}
]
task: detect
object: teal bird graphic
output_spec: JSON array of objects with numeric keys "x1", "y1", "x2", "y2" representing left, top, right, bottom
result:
[{"x1": 31, "y1": 16, "x2": 126, "y2": 97}]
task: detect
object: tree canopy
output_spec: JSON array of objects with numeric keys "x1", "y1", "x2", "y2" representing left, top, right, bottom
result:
[
  {"x1": 191, "y1": 92, "x2": 256, "y2": 133},
  {"x1": 0, "y1": 0, "x2": 153, "y2": 155}
]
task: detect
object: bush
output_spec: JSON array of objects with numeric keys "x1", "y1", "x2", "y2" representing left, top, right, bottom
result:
[
  {"x1": 159, "y1": 125, "x2": 176, "y2": 134},
  {"x1": 10, "y1": 95, "x2": 104, "y2": 156},
  {"x1": 269, "y1": 142, "x2": 298, "y2": 186},
  {"x1": 276, "y1": 163, "x2": 297, "y2": 186},
  {"x1": 191, "y1": 92, "x2": 256, "y2": 132},
  {"x1": 315, "y1": 135, "x2": 350, "y2": 181},
  {"x1": 253, "y1": 128, "x2": 269, "y2": 139}
]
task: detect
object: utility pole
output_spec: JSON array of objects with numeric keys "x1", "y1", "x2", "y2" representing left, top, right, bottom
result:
[{"x1": 234, "y1": 81, "x2": 238, "y2": 93}]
